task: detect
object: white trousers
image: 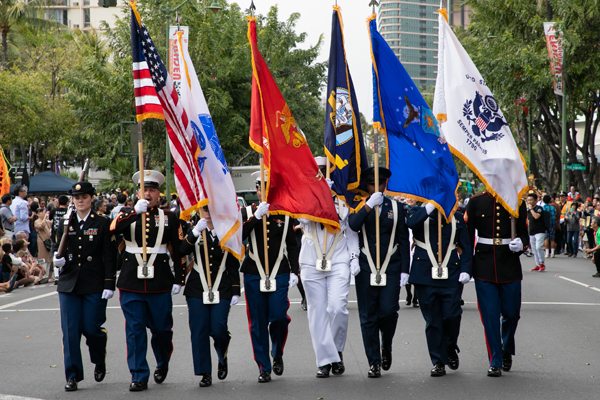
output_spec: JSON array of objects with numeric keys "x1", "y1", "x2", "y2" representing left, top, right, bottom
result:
[{"x1": 300, "y1": 261, "x2": 350, "y2": 367}]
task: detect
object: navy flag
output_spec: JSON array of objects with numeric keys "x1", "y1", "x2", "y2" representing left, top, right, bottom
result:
[
  {"x1": 368, "y1": 15, "x2": 459, "y2": 220},
  {"x1": 324, "y1": 6, "x2": 369, "y2": 212}
]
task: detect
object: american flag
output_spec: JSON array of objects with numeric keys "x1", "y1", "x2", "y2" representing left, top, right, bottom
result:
[
  {"x1": 130, "y1": 3, "x2": 206, "y2": 216},
  {"x1": 475, "y1": 113, "x2": 489, "y2": 131}
]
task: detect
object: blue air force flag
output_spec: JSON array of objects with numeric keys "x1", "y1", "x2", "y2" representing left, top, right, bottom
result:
[
  {"x1": 324, "y1": 6, "x2": 369, "y2": 212},
  {"x1": 368, "y1": 15, "x2": 458, "y2": 220},
  {"x1": 433, "y1": 10, "x2": 527, "y2": 217}
]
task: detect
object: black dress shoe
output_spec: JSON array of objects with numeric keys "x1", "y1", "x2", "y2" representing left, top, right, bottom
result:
[
  {"x1": 502, "y1": 350, "x2": 512, "y2": 372},
  {"x1": 430, "y1": 363, "x2": 446, "y2": 377},
  {"x1": 258, "y1": 370, "x2": 271, "y2": 383},
  {"x1": 273, "y1": 358, "x2": 284, "y2": 376},
  {"x1": 405, "y1": 294, "x2": 412, "y2": 306},
  {"x1": 413, "y1": 299, "x2": 419, "y2": 307},
  {"x1": 199, "y1": 373, "x2": 212, "y2": 387},
  {"x1": 460, "y1": 299, "x2": 465, "y2": 306},
  {"x1": 129, "y1": 381, "x2": 148, "y2": 391},
  {"x1": 487, "y1": 367, "x2": 502, "y2": 377},
  {"x1": 65, "y1": 378, "x2": 78, "y2": 392},
  {"x1": 301, "y1": 298, "x2": 307, "y2": 311},
  {"x1": 368, "y1": 364, "x2": 381, "y2": 378},
  {"x1": 381, "y1": 348, "x2": 392, "y2": 371},
  {"x1": 154, "y1": 367, "x2": 168, "y2": 384},
  {"x1": 217, "y1": 358, "x2": 228, "y2": 380},
  {"x1": 447, "y1": 348, "x2": 459, "y2": 370},
  {"x1": 331, "y1": 352, "x2": 345, "y2": 375},
  {"x1": 316, "y1": 364, "x2": 331, "y2": 378},
  {"x1": 94, "y1": 362, "x2": 106, "y2": 382}
]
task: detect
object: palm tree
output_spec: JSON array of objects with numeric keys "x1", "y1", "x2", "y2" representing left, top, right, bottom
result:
[
  {"x1": 1, "y1": 0, "x2": 50, "y2": 71},
  {"x1": 98, "y1": 158, "x2": 136, "y2": 195}
]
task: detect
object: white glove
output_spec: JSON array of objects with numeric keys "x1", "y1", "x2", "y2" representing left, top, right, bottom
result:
[
  {"x1": 508, "y1": 238, "x2": 523, "y2": 252},
  {"x1": 101, "y1": 289, "x2": 114, "y2": 300},
  {"x1": 289, "y1": 273, "x2": 298, "y2": 288},
  {"x1": 400, "y1": 272, "x2": 409, "y2": 287},
  {"x1": 425, "y1": 203, "x2": 436, "y2": 215},
  {"x1": 134, "y1": 199, "x2": 149, "y2": 214},
  {"x1": 230, "y1": 295, "x2": 240, "y2": 306},
  {"x1": 325, "y1": 178, "x2": 334, "y2": 190},
  {"x1": 366, "y1": 192, "x2": 384, "y2": 209},
  {"x1": 192, "y1": 218, "x2": 207, "y2": 237},
  {"x1": 458, "y1": 272, "x2": 471, "y2": 285},
  {"x1": 255, "y1": 202, "x2": 270, "y2": 219},
  {"x1": 350, "y1": 258, "x2": 360, "y2": 276},
  {"x1": 297, "y1": 218, "x2": 311, "y2": 225},
  {"x1": 53, "y1": 253, "x2": 66, "y2": 268},
  {"x1": 171, "y1": 284, "x2": 182, "y2": 295}
]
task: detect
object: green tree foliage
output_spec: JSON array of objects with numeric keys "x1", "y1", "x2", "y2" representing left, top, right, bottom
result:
[{"x1": 464, "y1": 0, "x2": 600, "y2": 196}]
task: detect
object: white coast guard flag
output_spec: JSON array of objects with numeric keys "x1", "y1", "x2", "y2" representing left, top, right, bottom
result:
[
  {"x1": 174, "y1": 31, "x2": 244, "y2": 260},
  {"x1": 433, "y1": 10, "x2": 528, "y2": 217}
]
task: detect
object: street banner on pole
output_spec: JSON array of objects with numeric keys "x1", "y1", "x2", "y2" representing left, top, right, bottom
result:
[
  {"x1": 543, "y1": 22, "x2": 564, "y2": 96},
  {"x1": 433, "y1": 9, "x2": 528, "y2": 217}
]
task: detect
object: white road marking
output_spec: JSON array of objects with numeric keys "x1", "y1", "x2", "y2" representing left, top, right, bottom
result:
[
  {"x1": 555, "y1": 274, "x2": 600, "y2": 293},
  {"x1": 0, "y1": 291, "x2": 57, "y2": 310},
  {"x1": 0, "y1": 394, "x2": 45, "y2": 400}
]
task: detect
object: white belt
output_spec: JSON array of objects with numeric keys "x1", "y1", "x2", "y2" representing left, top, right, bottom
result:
[
  {"x1": 477, "y1": 237, "x2": 511, "y2": 245},
  {"x1": 303, "y1": 221, "x2": 344, "y2": 261},
  {"x1": 246, "y1": 206, "x2": 289, "y2": 279},
  {"x1": 361, "y1": 200, "x2": 399, "y2": 275},
  {"x1": 414, "y1": 215, "x2": 456, "y2": 268},
  {"x1": 125, "y1": 245, "x2": 168, "y2": 254}
]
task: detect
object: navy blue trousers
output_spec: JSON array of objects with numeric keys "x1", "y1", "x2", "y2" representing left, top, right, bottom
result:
[
  {"x1": 475, "y1": 280, "x2": 521, "y2": 368},
  {"x1": 186, "y1": 296, "x2": 231, "y2": 375},
  {"x1": 414, "y1": 284, "x2": 463, "y2": 366},
  {"x1": 59, "y1": 292, "x2": 107, "y2": 382},
  {"x1": 244, "y1": 273, "x2": 290, "y2": 373},
  {"x1": 354, "y1": 270, "x2": 400, "y2": 366},
  {"x1": 119, "y1": 290, "x2": 173, "y2": 383}
]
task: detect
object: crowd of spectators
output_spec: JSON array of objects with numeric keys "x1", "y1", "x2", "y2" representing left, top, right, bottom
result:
[{"x1": 0, "y1": 185, "x2": 180, "y2": 293}]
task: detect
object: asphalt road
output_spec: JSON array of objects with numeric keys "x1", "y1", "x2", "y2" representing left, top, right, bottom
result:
[{"x1": 2, "y1": 252, "x2": 600, "y2": 400}]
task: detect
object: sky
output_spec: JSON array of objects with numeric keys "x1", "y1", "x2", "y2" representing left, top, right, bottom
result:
[{"x1": 250, "y1": 0, "x2": 377, "y2": 122}]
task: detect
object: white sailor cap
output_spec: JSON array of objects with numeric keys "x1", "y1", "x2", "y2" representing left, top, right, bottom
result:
[
  {"x1": 251, "y1": 170, "x2": 269, "y2": 182},
  {"x1": 132, "y1": 170, "x2": 165, "y2": 189},
  {"x1": 314, "y1": 156, "x2": 328, "y2": 167}
]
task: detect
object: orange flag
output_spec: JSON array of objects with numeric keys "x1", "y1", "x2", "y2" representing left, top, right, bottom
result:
[
  {"x1": 0, "y1": 148, "x2": 10, "y2": 197},
  {"x1": 247, "y1": 17, "x2": 339, "y2": 233}
]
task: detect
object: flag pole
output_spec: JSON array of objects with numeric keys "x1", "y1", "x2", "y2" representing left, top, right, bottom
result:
[
  {"x1": 322, "y1": 160, "x2": 331, "y2": 260},
  {"x1": 438, "y1": 210, "x2": 442, "y2": 264},
  {"x1": 374, "y1": 126, "x2": 381, "y2": 272},
  {"x1": 202, "y1": 230, "x2": 213, "y2": 300},
  {"x1": 138, "y1": 122, "x2": 148, "y2": 271},
  {"x1": 260, "y1": 155, "x2": 270, "y2": 276}
]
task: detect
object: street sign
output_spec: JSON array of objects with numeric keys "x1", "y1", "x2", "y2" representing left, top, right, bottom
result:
[{"x1": 566, "y1": 164, "x2": 586, "y2": 171}]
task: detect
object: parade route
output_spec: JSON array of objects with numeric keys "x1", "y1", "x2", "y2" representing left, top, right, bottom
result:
[{"x1": 1, "y1": 253, "x2": 599, "y2": 400}]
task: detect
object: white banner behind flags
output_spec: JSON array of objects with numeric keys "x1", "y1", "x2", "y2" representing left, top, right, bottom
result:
[
  {"x1": 174, "y1": 31, "x2": 244, "y2": 260},
  {"x1": 433, "y1": 11, "x2": 527, "y2": 217}
]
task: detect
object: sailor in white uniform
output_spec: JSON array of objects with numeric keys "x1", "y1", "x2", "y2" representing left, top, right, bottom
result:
[{"x1": 296, "y1": 156, "x2": 360, "y2": 378}]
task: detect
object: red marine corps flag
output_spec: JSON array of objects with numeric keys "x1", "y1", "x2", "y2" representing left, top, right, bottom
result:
[{"x1": 247, "y1": 17, "x2": 340, "y2": 232}]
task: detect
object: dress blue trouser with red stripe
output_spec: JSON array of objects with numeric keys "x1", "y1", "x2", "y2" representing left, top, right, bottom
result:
[
  {"x1": 186, "y1": 296, "x2": 231, "y2": 375},
  {"x1": 119, "y1": 290, "x2": 173, "y2": 383},
  {"x1": 244, "y1": 273, "x2": 290, "y2": 373},
  {"x1": 59, "y1": 292, "x2": 107, "y2": 382},
  {"x1": 475, "y1": 280, "x2": 521, "y2": 368}
]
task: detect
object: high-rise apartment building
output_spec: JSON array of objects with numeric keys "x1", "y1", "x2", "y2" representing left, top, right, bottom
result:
[
  {"x1": 377, "y1": 0, "x2": 472, "y2": 92},
  {"x1": 45, "y1": 0, "x2": 125, "y2": 30}
]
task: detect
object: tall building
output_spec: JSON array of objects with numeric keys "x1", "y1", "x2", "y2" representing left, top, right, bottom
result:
[
  {"x1": 45, "y1": 0, "x2": 125, "y2": 30},
  {"x1": 377, "y1": 0, "x2": 439, "y2": 92},
  {"x1": 377, "y1": 0, "x2": 472, "y2": 92}
]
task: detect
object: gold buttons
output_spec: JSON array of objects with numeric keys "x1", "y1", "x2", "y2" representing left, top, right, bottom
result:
[
  {"x1": 79, "y1": 246, "x2": 82, "y2": 249},
  {"x1": 266, "y1": 222, "x2": 270, "y2": 225},
  {"x1": 497, "y1": 220, "x2": 500, "y2": 223},
  {"x1": 146, "y1": 235, "x2": 149, "y2": 238},
  {"x1": 211, "y1": 247, "x2": 214, "y2": 250},
  {"x1": 266, "y1": 230, "x2": 270, "y2": 234},
  {"x1": 78, "y1": 255, "x2": 81, "y2": 258},
  {"x1": 497, "y1": 213, "x2": 500, "y2": 216},
  {"x1": 267, "y1": 237, "x2": 270, "y2": 241},
  {"x1": 496, "y1": 226, "x2": 500, "y2": 230},
  {"x1": 78, "y1": 263, "x2": 81, "y2": 266},
  {"x1": 78, "y1": 237, "x2": 82, "y2": 240},
  {"x1": 482, "y1": 214, "x2": 485, "y2": 217},
  {"x1": 146, "y1": 229, "x2": 149, "y2": 232},
  {"x1": 496, "y1": 206, "x2": 500, "y2": 210},
  {"x1": 496, "y1": 233, "x2": 500, "y2": 237}
]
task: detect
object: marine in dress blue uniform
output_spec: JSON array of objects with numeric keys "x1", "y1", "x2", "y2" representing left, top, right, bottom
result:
[
  {"x1": 110, "y1": 171, "x2": 185, "y2": 391},
  {"x1": 465, "y1": 192, "x2": 528, "y2": 377},
  {"x1": 53, "y1": 182, "x2": 117, "y2": 392},
  {"x1": 241, "y1": 172, "x2": 300, "y2": 383},
  {"x1": 348, "y1": 167, "x2": 410, "y2": 378},
  {"x1": 407, "y1": 204, "x2": 472, "y2": 376},
  {"x1": 180, "y1": 206, "x2": 241, "y2": 388}
]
